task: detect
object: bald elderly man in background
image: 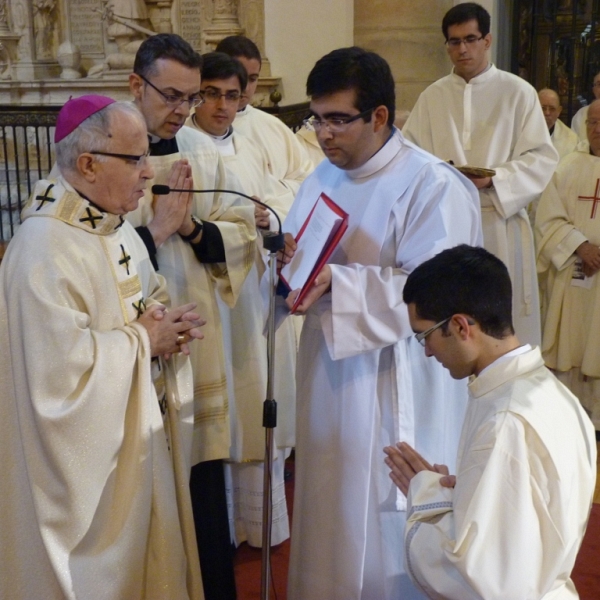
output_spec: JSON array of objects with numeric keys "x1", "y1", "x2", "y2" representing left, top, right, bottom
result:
[{"x1": 539, "y1": 88, "x2": 578, "y2": 160}]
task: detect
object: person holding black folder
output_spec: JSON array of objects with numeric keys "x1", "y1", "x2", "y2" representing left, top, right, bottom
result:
[{"x1": 277, "y1": 47, "x2": 482, "y2": 600}]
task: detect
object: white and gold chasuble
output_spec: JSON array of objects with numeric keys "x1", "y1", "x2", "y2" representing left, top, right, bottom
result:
[{"x1": 0, "y1": 178, "x2": 202, "y2": 599}]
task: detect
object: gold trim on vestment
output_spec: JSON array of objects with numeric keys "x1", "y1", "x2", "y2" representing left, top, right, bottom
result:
[{"x1": 119, "y1": 276, "x2": 142, "y2": 299}]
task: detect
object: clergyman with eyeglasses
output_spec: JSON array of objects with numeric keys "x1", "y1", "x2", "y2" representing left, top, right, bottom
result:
[
  {"x1": 125, "y1": 33, "x2": 256, "y2": 600},
  {"x1": 535, "y1": 98, "x2": 600, "y2": 436},
  {"x1": 404, "y1": 2, "x2": 558, "y2": 351},
  {"x1": 276, "y1": 46, "x2": 483, "y2": 600},
  {"x1": 384, "y1": 244, "x2": 596, "y2": 599},
  {"x1": 185, "y1": 51, "x2": 299, "y2": 550},
  {"x1": 0, "y1": 96, "x2": 206, "y2": 598}
]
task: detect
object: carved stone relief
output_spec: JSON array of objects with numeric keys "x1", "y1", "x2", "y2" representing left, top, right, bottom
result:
[
  {"x1": 32, "y1": 0, "x2": 57, "y2": 60},
  {"x1": 0, "y1": 0, "x2": 279, "y2": 107}
]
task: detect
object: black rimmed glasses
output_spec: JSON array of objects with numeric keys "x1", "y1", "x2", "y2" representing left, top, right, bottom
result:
[
  {"x1": 446, "y1": 35, "x2": 484, "y2": 48},
  {"x1": 139, "y1": 74, "x2": 204, "y2": 109},
  {"x1": 200, "y1": 87, "x2": 242, "y2": 103},
  {"x1": 89, "y1": 150, "x2": 151, "y2": 168},
  {"x1": 415, "y1": 317, "x2": 451, "y2": 347},
  {"x1": 303, "y1": 107, "x2": 375, "y2": 134}
]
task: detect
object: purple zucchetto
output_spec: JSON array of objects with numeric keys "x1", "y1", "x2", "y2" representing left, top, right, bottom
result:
[{"x1": 54, "y1": 95, "x2": 116, "y2": 143}]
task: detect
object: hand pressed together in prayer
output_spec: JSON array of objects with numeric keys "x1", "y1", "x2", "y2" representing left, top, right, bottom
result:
[
  {"x1": 148, "y1": 160, "x2": 193, "y2": 246},
  {"x1": 252, "y1": 196, "x2": 270, "y2": 230},
  {"x1": 139, "y1": 302, "x2": 205, "y2": 358},
  {"x1": 576, "y1": 241, "x2": 600, "y2": 276},
  {"x1": 383, "y1": 442, "x2": 456, "y2": 497}
]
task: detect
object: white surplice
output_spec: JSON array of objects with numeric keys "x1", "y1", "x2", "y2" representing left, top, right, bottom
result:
[
  {"x1": 185, "y1": 117, "x2": 297, "y2": 546},
  {"x1": 127, "y1": 125, "x2": 256, "y2": 465},
  {"x1": 404, "y1": 64, "x2": 559, "y2": 347},
  {"x1": 0, "y1": 178, "x2": 202, "y2": 599},
  {"x1": 535, "y1": 149, "x2": 600, "y2": 428},
  {"x1": 283, "y1": 129, "x2": 483, "y2": 600},
  {"x1": 233, "y1": 104, "x2": 313, "y2": 197},
  {"x1": 405, "y1": 346, "x2": 596, "y2": 600},
  {"x1": 551, "y1": 119, "x2": 579, "y2": 160}
]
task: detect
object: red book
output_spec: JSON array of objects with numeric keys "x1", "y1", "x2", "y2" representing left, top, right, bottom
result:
[{"x1": 280, "y1": 192, "x2": 348, "y2": 313}]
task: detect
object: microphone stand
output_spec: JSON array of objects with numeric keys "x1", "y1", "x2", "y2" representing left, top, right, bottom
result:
[
  {"x1": 151, "y1": 185, "x2": 285, "y2": 599},
  {"x1": 260, "y1": 231, "x2": 285, "y2": 600}
]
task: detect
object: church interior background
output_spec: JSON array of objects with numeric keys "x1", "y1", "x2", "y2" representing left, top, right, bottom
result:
[
  {"x1": 0, "y1": 1, "x2": 599, "y2": 595},
  {"x1": 3, "y1": 0, "x2": 600, "y2": 241}
]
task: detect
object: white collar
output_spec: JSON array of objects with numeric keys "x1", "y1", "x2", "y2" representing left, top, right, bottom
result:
[
  {"x1": 345, "y1": 128, "x2": 402, "y2": 180},
  {"x1": 477, "y1": 344, "x2": 532, "y2": 378}
]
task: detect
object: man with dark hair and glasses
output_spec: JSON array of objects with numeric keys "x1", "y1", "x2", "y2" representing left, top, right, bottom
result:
[
  {"x1": 186, "y1": 51, "x2": 298, "y2": 552},
  {"x1": 404, "y1": 2, "x2": 558, "y2": 352},
  {"x1": 126, "y1": 33, "x2": 256, "y2": 600},
  {"x1": 385, "y1": 244, "x2": 596, "y2": 600},
  {"x1": 0, "y1": 96, "x2": 206, "y2": 598},
  {"x1": 277, "y1": 46, "x2": 482, "y2": 600}
]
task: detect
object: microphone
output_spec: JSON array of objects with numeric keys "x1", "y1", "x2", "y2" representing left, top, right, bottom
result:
[{"x1": 151, "y1": 184, "x2": 282, "y2": 233}]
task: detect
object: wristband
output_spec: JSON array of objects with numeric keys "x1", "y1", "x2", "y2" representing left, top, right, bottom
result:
[{"x1": 179, "y1": 216, "x2": 203, "y2": 242}]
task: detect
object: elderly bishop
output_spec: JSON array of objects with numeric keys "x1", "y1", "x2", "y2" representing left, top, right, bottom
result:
[{"x1": 0, "y1": 96, "x2": 204, "y2": 599}]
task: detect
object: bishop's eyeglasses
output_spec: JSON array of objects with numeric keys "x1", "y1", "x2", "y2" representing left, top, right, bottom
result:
[{"x1": 89, "y1": 150, "x2": 151, "y2": 169}]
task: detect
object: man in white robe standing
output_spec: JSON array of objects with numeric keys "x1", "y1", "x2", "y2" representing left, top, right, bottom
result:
[
  {"x1": 386, "y1": 244, "x2": 596, "y2": 600},
  {"x1": 125, "y1": 34, "x2": 256, "y2": 600},
  {"x1": 215, "y1": 35, "x2": 314, "y2": 192},
  {"x1": 279, "y1": 47, "x2": 482, "y2": 600},
  {"x1": 536, "y1": 99, "x2": 600, "y2": 434},
  {"x1": 539, "y1": 88, "x2": 578, "y2": 160},
  {"x1": 403, "y1": 2, "x2": 558, "y2": 347},
  {"x1": 186, "y1": 51, "x2": 296, "y2": 548},
  {"x1": 0, "y1": 96, "x2": 206, "y2": 599}
]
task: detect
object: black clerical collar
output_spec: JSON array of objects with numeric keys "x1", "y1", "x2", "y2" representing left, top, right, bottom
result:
[
  {"x1": 148, "y1": 134, "x2": 179, "y2": 156},
  {"x1": 209, "y1": 126, "x2": 234, "y2": 142},
  {"x1": 549, "y1": 124, "x2": 555, "y2": 136}
]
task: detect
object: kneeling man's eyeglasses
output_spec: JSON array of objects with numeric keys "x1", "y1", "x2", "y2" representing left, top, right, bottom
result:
[{"x1": 415, "y1": 317, "x2": 451, "y2": 346}]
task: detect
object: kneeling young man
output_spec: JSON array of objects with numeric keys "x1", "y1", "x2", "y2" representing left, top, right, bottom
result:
[{"x1": 385, "y1": 244, "x2": 596, "y2": 600}]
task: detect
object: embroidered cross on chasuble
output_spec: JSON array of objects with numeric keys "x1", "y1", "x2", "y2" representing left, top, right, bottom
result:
[
  {"x1": 35, "y1": 183, "x2": 55, "y2": 210},
  {"x1": 119, "y1": 244, "x2": 132, "y2": 275},
  {"x1": 577, "y1": 178, "x2": 600, "y2": 219}
]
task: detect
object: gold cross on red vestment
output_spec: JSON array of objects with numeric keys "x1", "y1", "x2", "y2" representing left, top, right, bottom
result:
[{"x1": 577, "y1": 178, "x2": 600, "y2": 219}]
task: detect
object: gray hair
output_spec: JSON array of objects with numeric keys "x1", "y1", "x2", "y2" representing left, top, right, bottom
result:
[{"x1": 55, "y1": 101, "x2": 145, "y2": 173}]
